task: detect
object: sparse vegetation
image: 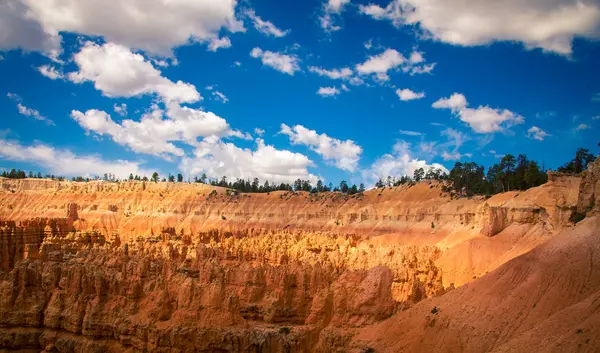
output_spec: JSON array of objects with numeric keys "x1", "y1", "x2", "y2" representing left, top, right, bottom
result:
[
  {"x1": 431, "y1": 306, "x2": 439, "y2": 315},
  {"x1": 431, "y1": 222, "x2": 435, "y2": 229},
  {"x1": 279, "y1": 327, "x2": 291, "y2": 335}
]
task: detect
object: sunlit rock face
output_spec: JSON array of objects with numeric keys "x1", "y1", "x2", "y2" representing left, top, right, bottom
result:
[{"x1": 0, "y1": 174, "x2": 585, "y2": 352}]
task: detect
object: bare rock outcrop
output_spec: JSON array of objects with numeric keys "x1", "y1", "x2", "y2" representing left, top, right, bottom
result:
[
  {"x1": 0, "y1": 174, "x2": 590, "y2": 352},
  {"x1": 577, "y1": 156, "x2": 600, "y2": 215}
]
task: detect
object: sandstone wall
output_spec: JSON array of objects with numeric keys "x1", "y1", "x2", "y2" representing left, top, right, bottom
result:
[{"x1": 0, "y1": 175, "x2": 584, "y2": 352}]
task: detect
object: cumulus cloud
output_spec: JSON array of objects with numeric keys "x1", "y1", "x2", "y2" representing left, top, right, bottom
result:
[
  {"x1": 317, "y1": 86, "x2": 342, "y2": 97},
  {"x1": 208, "y1": 36, "x2": 232, "y2": 52},
  {"x1": 0, "y1": 138, "x2": 152, "y2": 178},
  {"x1": 37, "y1": 65, "x2": 64, "y2": 80},
  {"x1": 8, "y1": 0, "x2": 243, "y2": 56},
  {"x1": 68, "y1": 42, "x2": 200, "y2": 104},
  {"x1": 319, "y1": 0, "x2": 351, "y2": 32},
  {"x1": 113, "y1": 103, "x2": 127, "y2": 116},
  {"x1": 180, "y1": 136, "x2": 318, "y2": 185},
  {"x1": 396, "y1": 88, "x2": 425, "y2": 101},
  {"x1": 250, "y1": 47, "x2": 300, "y2": 75},
  {"x1": 0, "y1": 0, "x2": 62, "y2": 58},
  {"x1": 70, "y1": 104, "x2": 238, "y2": 158},
  {"x1": 433, "y1": 93, "x2": 524, "y2": 133},
  {"x1": 308, "y1": 66, "x2": 364, "y2": 85},
  {"x1": 7, "y1": 93, "x2": 55, "y2": 126},
  {"x1": 246, "y1": 9, "x2": 289, "y2": 37},
  {"x1": 280, "y1": 124, "x2": 362, "y2": 172},
  {"x1": 527, "y1": 126, "x2": 551, "y2": 141},
  {"x1": 359, "y1": 0, "x2": 600, "y2": 55},
  {"x1": 432, "y1": 93, "x2": 468, "y2": 110},
  {"x1": 355, "y1": 48, "x2": 435, "y2": 81},
  {"x1": 356, "y1": 49, "x2": 405, "y2": 74},
  {"x1": 362, "y1": 140, "x2": 448, "y2": 185},
  {"x1": 309, "y1": 66, "x2": 353, "y2": 80}
]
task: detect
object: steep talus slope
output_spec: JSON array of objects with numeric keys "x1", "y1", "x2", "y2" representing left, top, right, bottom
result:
[
  {"x1": 352, "y1": 216, "x2": 600, "y2": 353},
  {"x1": 0, "y1": 168, "x2": 591, "y2": 352},
  {"x1": 351, "y1": 158, "x2": 600, "y2": 352}
]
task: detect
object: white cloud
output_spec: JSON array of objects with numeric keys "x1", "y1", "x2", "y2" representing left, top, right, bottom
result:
[
  {"x1": 527, "y1": 126, "x2": 551, "y2": 141},
  {"x1": 37, "y1": 65, "x2": 64, "y2": 80},
  {"x1": 308, "y1": 66, "x2": 364, "y2": 86},
  {"x1": 180, "y1": 136, "x2": 318, "y2": 185},
  {"x1": 429, "y1": 128, "x2": 471, "y2": 161},
  {"x1": 355, "y1": 48, "x2": 435, "y2": 81},
  {"x1": 68, "y1": 42, "x2": 200, "y2": 104},
  {"x1": 317, "y1": 86, "x2": 341, "y2": 97},
  {"x1": 254, "y1": 128, "x2": 265, "y2": 136},
  {"x1": 398, "y1": 130, "x2": 423, "y2": 136},
  {"x1": 356, "y1": 49, "x2": 406, "y2": 75},
  {"x1": 250, "y1": 47, "x2": 300, "y2": 75},
  {"x1": 576, "y1": 123, "x2": 590, "y2": 131},
  {"x1": 362, "y1": 140, "x2": 448, "y2": 185},
  {"x1": 309, "y1": 66, "x2": 354, "y2": 80},
  {"x1": 396, "y1": 88, "x2": 425, "y2": 101},
  {"x1": 13, "y1": 0, "x2": 243, "y2": 56},
  {"x1": 208, "y1": 36, "x2": 232, "y2": 52},
  {"x1": 212, "y1": 91, "x2": 229, "y2": 103},
  {"x1": 0, "y1": 138, "x2": 152, "y2": 178},
  {"x1": 433, "y1": 93, "x2": 524, "y2": 133},
  {"x1": 280, "y1": 124, "x2": 362, "y2": 172},
  {"x1": 592, "y1": 116, "x2": 600, "y2": 120},
  {"x1": 441, "y1": 151, "x2": 472, "y2": 161},
  {"x1": 16, "y1": 104, "x2": 55, "y2": 126},
  {"x1": 359, "y1": 0, "x2": 600, "y2": 55},
  {"x1": 7, "y1": 93, "x2": 55, "y2": 126},
  {"x1": 0, "y1": 0, "x2": 62, "y2": 58},
  {"x1": 233, "y1": 61, "x2": 242, "y2": 67},
  {"x1": 71, "y1": 104, "x2": 238, "y2": 158},
  {"x1": 245, "y1": 9, "x2": 289, "y2": 37},
  {"x1": 432, "y1": 93, "x2": 468, "y2": 110},
  {"x1": 319, "y1": 0, "x2": 351, "y2": 32},
  {"x1": 113, "y1": 103, "x2": 127, "y2": 116},
  {"x1": 592, "y1": 93, "x2": 600, "y2": 101},
  {"x1": 325, "y1": 0, "x2": 351, "y2": 13}
]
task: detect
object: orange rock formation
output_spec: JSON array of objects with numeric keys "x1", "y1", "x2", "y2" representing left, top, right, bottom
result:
[{"x1": 0, "y1": 160, "x2": 597, "y2": 352}]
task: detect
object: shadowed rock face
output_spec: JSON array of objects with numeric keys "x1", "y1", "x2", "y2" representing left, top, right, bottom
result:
[{"x1": 0, "y1": 172, "x2": 588, "y2": 352}]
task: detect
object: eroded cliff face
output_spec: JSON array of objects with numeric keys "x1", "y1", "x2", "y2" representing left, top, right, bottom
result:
[{"x1": 0, "y1": 174, "x2": 583, "y2": 352}]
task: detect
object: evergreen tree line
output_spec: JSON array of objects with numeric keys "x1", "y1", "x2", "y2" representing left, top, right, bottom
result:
[
  {"x1": 204, "y1": 176, "x2": 366, "y2": 195},
  {"x1": 1, "y1": 147, "x2": 596, "y2": 197},
  {"x1": 374, "y1": 148, "x2": 596, "y2": 197}
]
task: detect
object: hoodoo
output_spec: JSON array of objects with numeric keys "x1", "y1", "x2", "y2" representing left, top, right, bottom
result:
[{"x1": 0, "y1": 159, "x2": 597, "y2": 352}]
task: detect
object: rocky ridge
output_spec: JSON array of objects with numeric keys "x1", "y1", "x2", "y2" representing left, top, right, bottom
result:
[{"x1": 0, "y1": 169, "x2": 588, "y2": 352}]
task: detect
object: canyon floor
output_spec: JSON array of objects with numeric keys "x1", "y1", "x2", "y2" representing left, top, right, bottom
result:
[{"x1": 0, "y1": 159, "x2": 599, "y2": 352}]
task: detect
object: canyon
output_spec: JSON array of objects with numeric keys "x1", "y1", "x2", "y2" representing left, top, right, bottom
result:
[{"x1": 0, "y1": 158, "x2": 598, "y2": 352}]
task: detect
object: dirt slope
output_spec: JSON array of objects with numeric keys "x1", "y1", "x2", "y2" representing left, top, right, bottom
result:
[{"x1": 352, "y1": 215, "x2": 600, "y2": 352}]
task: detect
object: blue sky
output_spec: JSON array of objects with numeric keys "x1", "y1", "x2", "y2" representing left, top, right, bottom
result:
[{"x1": 0, "y1": 0, "x2": 599, "y2": 186}]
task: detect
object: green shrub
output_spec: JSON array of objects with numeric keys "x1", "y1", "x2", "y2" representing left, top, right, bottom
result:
[{"x1": 279, "y1": 327, "x2": 291, "y2": 335}]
